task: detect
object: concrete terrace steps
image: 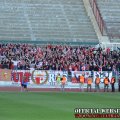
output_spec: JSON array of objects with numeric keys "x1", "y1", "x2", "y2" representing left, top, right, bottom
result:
[
  {"x1": 0, "y1": 0, "x2": 98, "y2": 44},
  {"x1": 96, "y1": 0, "x2": 120, "y2": 42},
  {"x1": 2, "y1": 0, "x2": 83, "y2": 4}
]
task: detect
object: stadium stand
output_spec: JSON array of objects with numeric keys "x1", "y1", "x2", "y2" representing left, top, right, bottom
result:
[
  {"x1": 0, "y1": 0, "x2": 120, "y2": 94},
  {"x1": 96, "y1": 0, "x2": 120, "y2": 42},
  {"x1": 0, "y1": 0, "x2": 98, "y2": 44},
  {"x1": 0, "y1": 0, "x2": 119, "y2": 72}
]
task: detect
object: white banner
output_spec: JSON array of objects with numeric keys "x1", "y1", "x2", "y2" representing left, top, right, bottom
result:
[
  {"x1": 71, "y1": 71, "x2": 92, "y2": 83},
  {"x1": 0, "y1": 70, "x2": 118, "y2": 89},
  {"x1": 93, "y1": 71, "x2": 113, "y2": 83}
]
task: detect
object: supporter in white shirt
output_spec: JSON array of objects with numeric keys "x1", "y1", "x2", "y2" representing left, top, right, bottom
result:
[{"x1": 12, "y1": 58, "x2": 20, "y2": 70}]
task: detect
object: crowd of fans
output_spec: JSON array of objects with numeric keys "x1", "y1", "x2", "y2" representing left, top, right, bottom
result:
[{"x1": 0, "y1": 44, "x2": 120, "y2": 71}]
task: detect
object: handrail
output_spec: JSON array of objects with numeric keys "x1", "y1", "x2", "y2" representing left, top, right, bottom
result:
[{"x1": 89, "y1": 0, "x2": 105, "y2": 35}]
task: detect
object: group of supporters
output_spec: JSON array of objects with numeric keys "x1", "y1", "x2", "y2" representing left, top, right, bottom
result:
[
  {"x1": 0, "y1": 44, "x2": 120, "y2": 72},
  {"x1": 0, "y1": 43, "x2": 120, "y2": 92}
]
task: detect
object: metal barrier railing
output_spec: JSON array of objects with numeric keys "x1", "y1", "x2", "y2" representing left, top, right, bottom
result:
[{"x1": 89, "y1": 0, "x2": 105, "y2": 35}]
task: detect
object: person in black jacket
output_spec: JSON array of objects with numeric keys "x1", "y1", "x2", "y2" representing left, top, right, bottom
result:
[{"x1": 118, "y1": 77, "x2": 120, "y2": 92}]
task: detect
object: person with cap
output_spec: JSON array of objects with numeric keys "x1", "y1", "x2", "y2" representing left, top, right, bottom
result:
[
  {"x1": 87, "y1": 76, "x2": 92, "y2": 92},
  {"x1": 95, "y1": 75, "x2": 100, "y2": 92},
  {"x1": 104, "y1": 76, "x2": 110, "y2": 92},
  {"x1": 61, "y1": 74, "x2": 67, "y2": 92},
  {"x1": 110, "y1": 76, "x2": 116, "y2": 92}
]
